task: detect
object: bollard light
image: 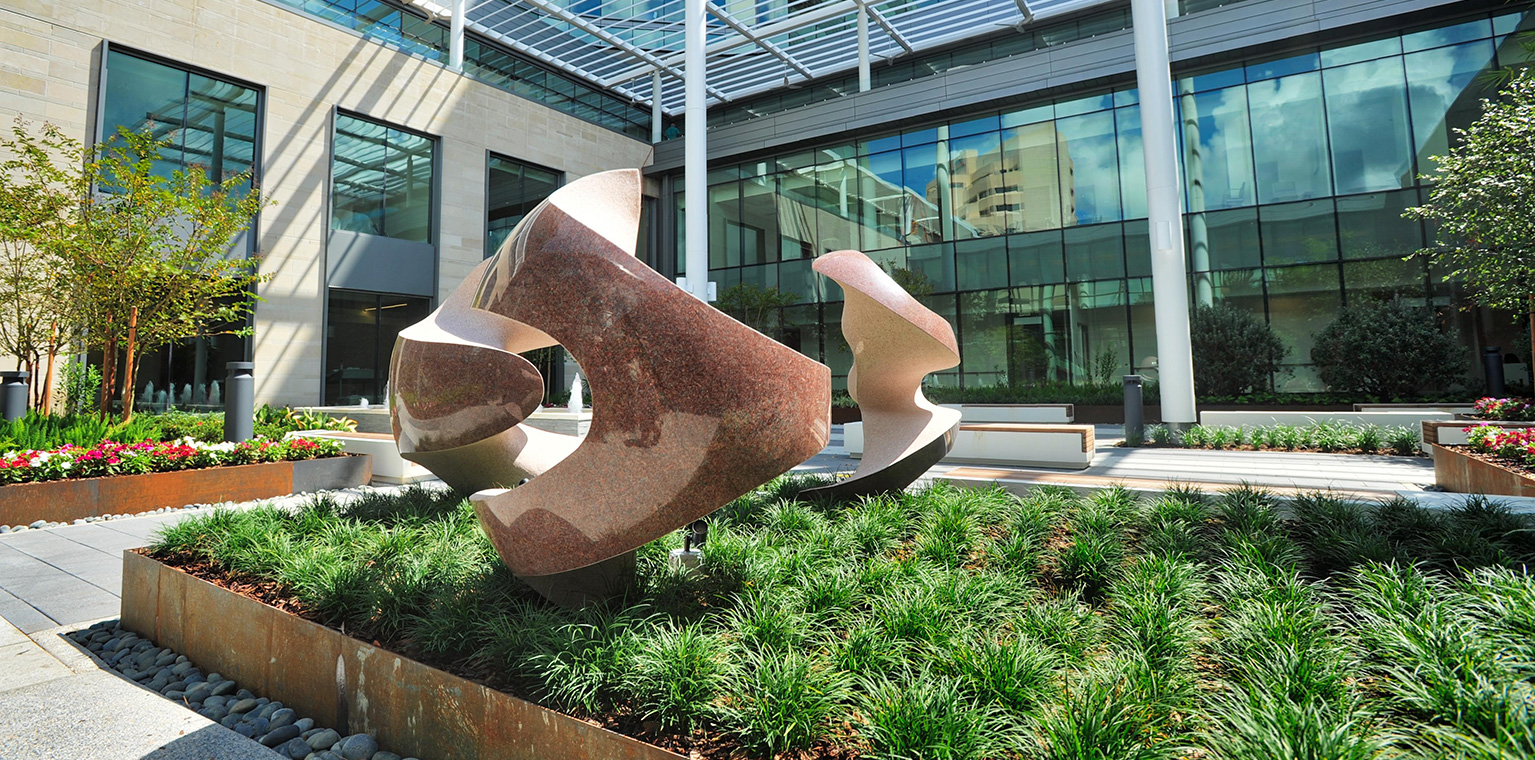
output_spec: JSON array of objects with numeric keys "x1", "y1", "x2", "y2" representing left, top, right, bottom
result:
[
  {"x1": 1, "y1": 371, "x2": 28, "y2": 422},
  {"x1": 1123, "y1": 374, "x2": 1145, "y2": 446},
  {"x1": 224, "y1": 362, "x2": 254, "y2": 442}
]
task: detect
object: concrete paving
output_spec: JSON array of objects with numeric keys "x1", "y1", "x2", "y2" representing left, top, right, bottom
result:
[
  {"x1": 0, "y1": 615, "x2": 280, "y2": 760},
  {"x1": 794, "y1": 424, "x2": 1439, "y2": 499}
]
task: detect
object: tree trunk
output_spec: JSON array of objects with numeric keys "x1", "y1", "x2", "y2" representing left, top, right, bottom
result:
[
  {"x1": 40, "y1": 324, "x2": 56, "y2": 416},
  {"x1": 99, "y1": 338, "x2": 116, "y2": 420},
  {"x1": 120, "y1": 308, "x2": 138, "y2": 423}
]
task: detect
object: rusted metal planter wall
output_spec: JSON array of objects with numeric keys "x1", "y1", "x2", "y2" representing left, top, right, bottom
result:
[
  {"x1": 1431, "y1": 444, "x2": 1535, "y2": 497},
  {"x1": 0, "y1": 455, "x2": 371, "y2": 526},
  {"x1": 121, "y1": 552, "x2": 683, "y2": 760}
]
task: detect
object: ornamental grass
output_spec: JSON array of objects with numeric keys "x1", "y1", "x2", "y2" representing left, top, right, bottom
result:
[{"x1": 149, "y1": 481, "x2": 1535, "y2": 760}]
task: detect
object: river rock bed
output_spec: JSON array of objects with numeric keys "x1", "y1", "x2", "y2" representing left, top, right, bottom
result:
[{"x1": 69, "y1": 619, "x2": 420, "y2": 760}]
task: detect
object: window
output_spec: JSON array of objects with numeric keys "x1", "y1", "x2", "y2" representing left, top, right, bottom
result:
[
  {"x1": 324, "y1": 289, "x2": 431, "y2": 405},
  {"x1": 100, "y1": 48, "x2": 260, "y2": 192},
  {"x1": 486, "y1": 154, "x2": 562, "y2": 257},
  {"x1": 99, "y1": 48, "x2": 262, "y2": 400},
  {"x1": 331, "y1": 112, "x2": 434, "y2": 243}
]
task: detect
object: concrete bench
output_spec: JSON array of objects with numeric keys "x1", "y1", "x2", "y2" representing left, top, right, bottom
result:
[
  {"x1": 1355, "y1": 402, "x2": 1477, "y2": 415},
  {"x1": 939, "y1": 404, "x2": 1074, "y2": 423},
  {"x1": 291, "y1": 430, "x2": 436, "y2": 484},
  {"x1": 1199, "y1": 410, "x2": 1452, "y2": 428},
  {"x1": 843, "y1": 421, "x2": 1094, "y2": 469}
]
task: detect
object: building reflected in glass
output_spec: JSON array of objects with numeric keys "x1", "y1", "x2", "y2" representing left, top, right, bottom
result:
[{"x1": 679, "y1": 7, "x2": 1535, "y2": 392}]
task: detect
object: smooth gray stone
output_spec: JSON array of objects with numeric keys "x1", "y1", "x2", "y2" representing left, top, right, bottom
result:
[
  {"x1": 235, "y1": 689, "x2": 254, "y2": 700},
  {"x1": 268, "y1": 708, "x2": 296, "y2": 729},
  {"x1": 210, "y1": 680, "x2": 237, "y2": 697},
  {"x1": 221, "y1": 713, "x2": 243, "y2": 728},
  {"x1": 154, "y1": 651, "x2": 178, "y2": 667},
  {"x1": 260, "y1": 725, "x2": 302, "y2": 747},
  {"x1": 184, "y1": 682, "x2": 212, "y2": 702},
  {"x1": 170, "y1": 661, "x2": 193, "y2": 676},
  {"x1": 373, "y1": 753, "x2": 401, "y2": 760},
  {"x1": 295, "y1": 718, "x2": 314, "y2": 733},
  {"x1": 28, "y1": 520, "x2": 46, "y2": 528},
  {"x1": 163, "y1": 690, "x2": 185, "y2": 700},
  {"x1": 234, "y1": 723, "x2": 257, "y2": 738},
  {"x1": 305, "y1": 729, "x2": 341, "y2": 750},
  {"x1": 206, "y1": 673, "x2": 222, "y2": 682},
  {"x1": 205, "y1": 695, "x2": 227, "y2": 708},
  {"x1": 183, "y1": 672, "x2": 206, "y2": 685},
  {"x1": 280, "y1": 738, "x2": 314, "y2": 759},
  {"x1": 198, "y1": 705, "x2": 227, "y2": 722},
  {"x1": 246, "y1": 718, "x2": 270, "y2": 735},
  {"x1": 227, "y1": 698, "x2": 258, "y2": 714},
  {"x1": 164, "y1": 680, "x2": 187, "y2": 694},
  {"x1": 133, "y1": 650, "x2": 158, "y2": 669},
  {"x1": 337, "y1": 734, "x2": 377, "y2": 760}
]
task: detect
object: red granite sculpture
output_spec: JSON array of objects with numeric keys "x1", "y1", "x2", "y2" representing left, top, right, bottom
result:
[
  {"x1": 800, "y1": 250, "x2": 961, "y2": 501},
  {"x1": 390, "y1": 169, "x2": 830, "y2": 605}
]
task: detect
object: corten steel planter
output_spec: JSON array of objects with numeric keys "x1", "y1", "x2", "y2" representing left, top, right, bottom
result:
[
  {"x1": 0, "y1": 455, "x2": 371, "y2": 526},
  {"x1": 120, "y1": 552, "x2": 683, "y2": 760},
  {"x1": 1431, "y1": 444, "x2": 1535, "y2": 497}
]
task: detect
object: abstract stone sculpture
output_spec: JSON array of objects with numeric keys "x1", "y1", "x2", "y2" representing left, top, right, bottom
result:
[
  {"x1": 801, "y1": 250, "x2": 961, "y2": 501},
  {"x1": 390, "y1": 169, "x2": 830, "y2": 606}
]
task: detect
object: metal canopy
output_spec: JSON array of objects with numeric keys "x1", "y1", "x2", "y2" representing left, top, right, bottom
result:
[{"x1": 446, "y1": 0, "x2": 1113, "y2": 117}]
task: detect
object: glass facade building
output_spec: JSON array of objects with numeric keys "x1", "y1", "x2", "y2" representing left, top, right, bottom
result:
[
  {"x1": 677, "y1": 7, "x2": 1535, "y2": 392},
  {"x1": 97, "y1": 47, "x2": 263, "y2": 401},
  {"x1": 331, "y1": 112, "x2": 435, "y2": 243},
  {"x1": 486, "y1": 155, "x2": 563, "y2": 257}
]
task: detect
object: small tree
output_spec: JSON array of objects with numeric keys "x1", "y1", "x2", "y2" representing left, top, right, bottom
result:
[
  {"x1": 716, "y1": 283, "x2": 800, "y2": 337},
  {"x1": 1189, "y1": 303, "x2": 1288, "y2": 396},
  {"x1": 0, "y1": 120, "x2": 82, "y2": 409},
  {"x1": 1406, "y1": 70, "x2": 1535, "y2": 366},
  {"x1": 1311, "y1": 299, "x2": 1464, "y2": 401}
]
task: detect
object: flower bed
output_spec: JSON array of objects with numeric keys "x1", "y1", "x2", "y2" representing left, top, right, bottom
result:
[
  {"x1": 0, "y1": 437, "x2": 344, "y2": 485},
  {"x1": 139, "y1": 481, "x2": 1535, "y2": 760},
  {"x1": 1471, "y1": 396, "x2": 1535, "y2": 421},
  {"x1": 0, "y1": 439, "x2": 368, "y2": 527}
]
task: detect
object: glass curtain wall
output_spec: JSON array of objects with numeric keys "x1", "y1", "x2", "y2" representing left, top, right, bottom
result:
[
  {"x1": 486, "y1": 155, "x2": 562, "y2": 257},
  {"x1": 98, "y1": 48, "x2": 262, "y2": 406},
  {"x1": 331, "y1": 112, "x2": 435, "y2": 243},
  {"x1": 680, "y1": 8, "x2": 1532, "y2": 391},
  {"x1": 324, "y1": 290, "x2": 431, "y2": 405}
]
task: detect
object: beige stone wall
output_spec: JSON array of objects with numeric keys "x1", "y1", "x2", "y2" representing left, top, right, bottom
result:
[{"x1": 0, "y1": 0, "x2": 652, "y2": 405}]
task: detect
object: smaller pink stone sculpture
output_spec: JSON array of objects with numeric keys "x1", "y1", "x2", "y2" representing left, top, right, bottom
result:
[{"x1": 802, "y1": 250, "x2": 961, "y2": 501}]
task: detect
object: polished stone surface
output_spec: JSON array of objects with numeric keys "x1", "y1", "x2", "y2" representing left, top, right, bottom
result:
[
  {"x1": 801, "y1": 250, "x2": 960, "y2": 501},
  {"x1": 391, "y1": 169, "x2": 831, "y2": 582}
]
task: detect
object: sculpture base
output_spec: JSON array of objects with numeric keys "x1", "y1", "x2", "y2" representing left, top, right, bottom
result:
[
  {"x1": 802, "y1": 420, "x2": 958, "y2": 502},
  {"x1": 520, "y1": 551, "x2": 637, "y2": 608}
]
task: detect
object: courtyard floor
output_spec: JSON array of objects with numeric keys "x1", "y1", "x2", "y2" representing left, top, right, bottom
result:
[{"x1": 0, "y1": 426, "x2": 1511, "y2": 759}]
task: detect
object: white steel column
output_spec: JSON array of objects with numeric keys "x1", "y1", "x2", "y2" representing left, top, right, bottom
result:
[
  {"x1": 651, "y1": 70, "x2": 664, "y2": 143},
  {"x1": 684, "y1": 0, "x2": 709, "y2": 300},
  {"x1": 1130, "y1": 0, "x2": 1197, "y2": 427},
  {"x1": 449, "y1": 0, "x2": 466, "y2": 70},
  {"x1": 856, "y1": 6, "x2": 871, "y2": 92}
]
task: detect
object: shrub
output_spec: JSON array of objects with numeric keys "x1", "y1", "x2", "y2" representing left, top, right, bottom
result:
[
  {"x1": 1190, "y1": 303, "x2": 1289, "y2": 396},
  {"x1": 1311, "y1": 299, "x2": 1464, "y2": 400}
]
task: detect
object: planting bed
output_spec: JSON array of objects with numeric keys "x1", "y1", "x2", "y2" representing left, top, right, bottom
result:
[{"x1": 134, "y1": 480, "x2": 1535, "y2": 759}]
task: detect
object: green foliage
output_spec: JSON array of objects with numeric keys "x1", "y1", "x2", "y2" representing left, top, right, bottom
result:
[
  {"x1": 1311, "y1": 299, "x2": 1464, "y2": 400},
  {"x1": 1166, "y1": 421, "x2": 1420, "y2": 456},
  {"x1": 0, "y1": 410, "x2": 159, "y2": 451},
  {"x1": 59, "y1": 359, "x2": 100, "y2": 415},
  {"x1": 714, "y1": 283, "x2": 800, "y2": 337},
  {"x1": 1408, "y1": 70, "x2": 1535, "y2": 362},
  {"x1": 1191, "y1": 303, "x2": 1289, "y2": 396},
  {"x1": 927, "y1": 380, "x2": 1158, "y2": 406},
  {"x1": 147, "y1": 479, "x2": 1535, "y2": 759}
]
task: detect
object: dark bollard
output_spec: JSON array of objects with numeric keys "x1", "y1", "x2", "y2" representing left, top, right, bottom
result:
[
  {"x1": 1, "y1": 371, "x2": 28, "y2": 422},
  {"x1": 224, "y1": 362, "x2": 254, "y2": 442},
  {"x1": 1483, "y1": 346, "x2": 1507, "y2": 397},
  {"x1": 1123, "y1": 374, "x2": 1145, "y2": 446}
]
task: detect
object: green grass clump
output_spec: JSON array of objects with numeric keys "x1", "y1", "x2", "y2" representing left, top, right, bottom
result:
[
  {"x1": 149, "y1": 477, "x2": 1535, "y2": 759},
  {"x1": 1150, "y1": 421, "x2": 1422, "y2": 456}
]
